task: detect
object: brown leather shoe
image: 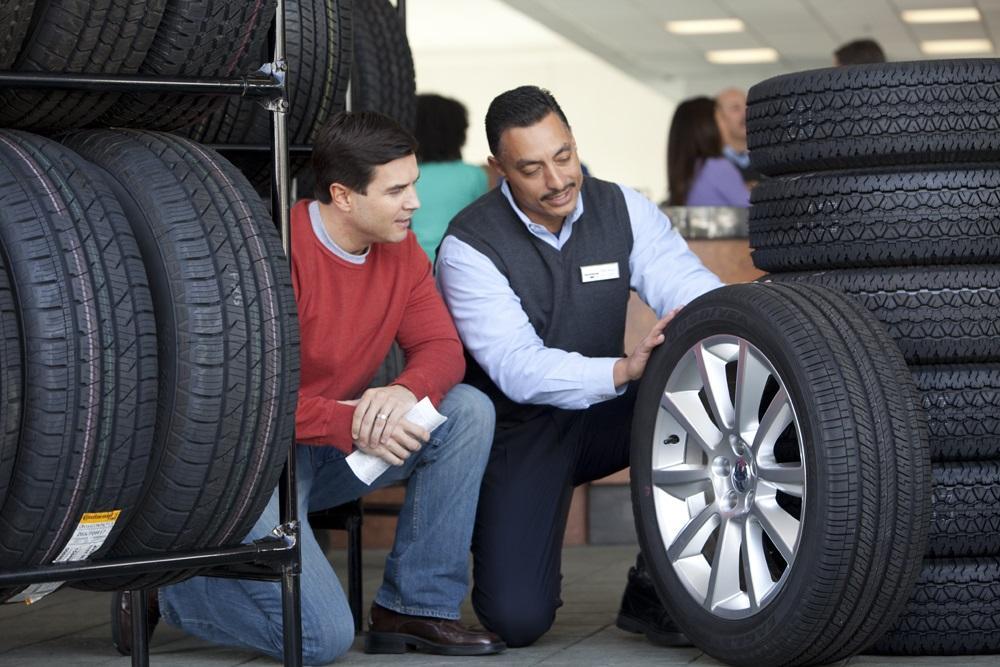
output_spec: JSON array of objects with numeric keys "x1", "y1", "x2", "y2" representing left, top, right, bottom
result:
[
  {"x1": 365, "y1": 602, "x2": 506, "y2": 656},
  {"x1": 111, "y1": 589, "x2": 161, "y2": 656}
]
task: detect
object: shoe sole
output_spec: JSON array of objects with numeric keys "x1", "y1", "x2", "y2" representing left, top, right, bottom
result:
[
  {"x1": 365, "y1": 631, "x2": 506, "y2": 656},
  {"x1": 616, "y1": 612, "x2": 692, "y2": 648}
]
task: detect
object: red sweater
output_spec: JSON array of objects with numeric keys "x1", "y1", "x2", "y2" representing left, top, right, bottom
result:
[{"x1": 291, "y1": 200, "x2": 465, "y2": 452}]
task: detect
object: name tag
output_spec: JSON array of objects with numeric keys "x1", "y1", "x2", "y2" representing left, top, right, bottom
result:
[{"x1": 580, "y1": 262, "x2": 620, "y2": 283}]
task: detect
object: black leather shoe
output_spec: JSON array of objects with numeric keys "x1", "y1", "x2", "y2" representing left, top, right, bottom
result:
[
  {"x1": 365, "y1": 602, "x2": 506, "y2": 656},
  {"x1": 615, "y1": 555, "x2": 692, "y2": 647},
  {"x1": 111, "y1": 589, "x2": 161, "y2": 656}
]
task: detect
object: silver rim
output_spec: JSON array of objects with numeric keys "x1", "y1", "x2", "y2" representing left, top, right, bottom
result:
[{"x1": 650, "y1": 335, "x2": 806, "y2": 619}]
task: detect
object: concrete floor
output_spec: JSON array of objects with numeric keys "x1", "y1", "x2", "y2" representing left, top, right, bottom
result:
[{"x1": 0, "y1": 545, "x2": 993, "y2": 666}]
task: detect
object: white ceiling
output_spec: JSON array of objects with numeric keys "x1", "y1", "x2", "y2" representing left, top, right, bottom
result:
[{"x1": 492, "y1": 0, "x2": 1000, "y2": 96}]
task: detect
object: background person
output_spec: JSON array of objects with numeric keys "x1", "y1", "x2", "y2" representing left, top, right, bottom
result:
[
  {"x1": 666, "y1": 96, "x2": 749, "y2": 207},
  {"x1": 412, "y1": 93, "x2": 491, "y2": 264},
  {"x1": 834, "y1": 38, "x2": 887, "y2": 65},
  {"x1": 714, "y1": 87, "x2": 760, "y2": 184}
]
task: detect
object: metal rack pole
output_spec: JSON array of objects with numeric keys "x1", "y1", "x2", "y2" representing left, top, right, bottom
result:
[{"x1": 268, "y1": 0, "x2": 302, "y2": 664}]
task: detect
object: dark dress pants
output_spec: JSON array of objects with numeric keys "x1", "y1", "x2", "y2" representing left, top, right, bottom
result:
[{"x1": 471, "y1": 386, "x2": 637, "y2": 647}]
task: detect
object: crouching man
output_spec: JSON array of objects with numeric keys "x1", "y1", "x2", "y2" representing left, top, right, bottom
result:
[{"x1": 112, "y1": 111, "x2": 504, "y2": 664}]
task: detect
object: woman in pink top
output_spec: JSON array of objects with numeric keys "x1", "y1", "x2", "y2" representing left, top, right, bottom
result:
[{"x1": 666, "y1": 96, "x2": 750, "y2": 207}]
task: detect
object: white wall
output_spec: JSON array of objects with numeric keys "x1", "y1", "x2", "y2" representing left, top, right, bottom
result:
[{"x1": 407, "y1": 0, "x2": 677, "y2": 204}]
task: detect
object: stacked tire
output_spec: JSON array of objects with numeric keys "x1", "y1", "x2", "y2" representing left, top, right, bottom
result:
[
  {"x1": 629, "y1": 281, "x2": 931, "y2": 666},
  {"x1": 0, "y1": 0, "x2": 299, "y2": 601},
  {"x1": 747, "y1": 58, "x2": 1000, "y2": 655},
  {"x1": 185, "y1": 0, "x2": 355, "y2": 190},
  {"x1": 0, "y1": 130, "x2": 159, "y2": 602},
  {"x1": 187, "y1": 0, "x2": 417, "y2": 195},
  {"x1": 350, "y1": 0, "x2": 416, "y2": 131},
  {"x1": 0, "y1": 0, "x2": 276, "y2": 131}
]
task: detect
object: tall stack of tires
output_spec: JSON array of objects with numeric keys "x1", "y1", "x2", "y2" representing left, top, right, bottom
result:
[
  {"x1": 747, "y1": 58, "x2": 1000, "y2": 655},
  {"x1": 0, "y1": 1, "x2": 299, "y2": 601},
  {"x1": 629, "y1": 280, "x2": 932, "y2": 666}
]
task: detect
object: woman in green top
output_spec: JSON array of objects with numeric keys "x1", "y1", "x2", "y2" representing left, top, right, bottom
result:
[{"x1": 413, "y1": 94, "x2": 491, "y2": 264}]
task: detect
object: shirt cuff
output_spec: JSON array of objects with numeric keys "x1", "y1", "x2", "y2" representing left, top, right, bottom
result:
[{"x1": 583, "y1": 357, "x2": 624, "y2": 405}]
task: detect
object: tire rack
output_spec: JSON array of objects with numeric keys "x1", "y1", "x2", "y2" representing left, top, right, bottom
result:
[{"x1": 0, "y1": 1, "x2": 303, "y2": 665}]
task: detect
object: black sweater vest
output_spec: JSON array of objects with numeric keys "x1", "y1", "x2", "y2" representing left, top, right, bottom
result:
[{"x1": 446, "y1": 176, "x2": 634, "y2": 425}]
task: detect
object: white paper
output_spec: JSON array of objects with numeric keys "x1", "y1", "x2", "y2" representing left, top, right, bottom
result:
[{"x1": 345, "y1": 397, "x2": 447, "y2": 485}]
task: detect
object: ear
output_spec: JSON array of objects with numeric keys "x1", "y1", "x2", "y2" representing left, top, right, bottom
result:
[
  {"x1": 487, "y1": 155, "x2": 506, "y2": 180},
  {"x1": 329, "y1": 183, "x2": 352, "y2": 212}
]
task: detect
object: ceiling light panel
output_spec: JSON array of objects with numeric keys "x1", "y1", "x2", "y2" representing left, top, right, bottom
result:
[
  {"x1": 902, "y1": 8, "x2": 981, "y2": 24},
  {"x1": 706, "y1": 47, "x2": 779, "y2": 64},
  {"x1": 920, "y1": 38, "x2": 993, "y2": 54},
  {"x1": 665, "y1": 18, "x2": 745, "y2": 34}
]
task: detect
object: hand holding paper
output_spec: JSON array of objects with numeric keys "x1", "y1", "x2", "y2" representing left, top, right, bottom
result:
[{"x1": 345, "y1": 397, "x2": 447, "y2": 485}]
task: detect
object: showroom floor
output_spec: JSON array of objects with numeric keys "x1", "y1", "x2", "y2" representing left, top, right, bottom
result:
[{"x1": 0, "y1": 545, "x2": 991, "y2": 666}]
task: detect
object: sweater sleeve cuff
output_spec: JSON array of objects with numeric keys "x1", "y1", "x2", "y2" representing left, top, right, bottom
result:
[
  {"x1": 391, "y1": 371, "x2": 438, "y2": 405},
  {"x1": 325, "y1": 402, "x2": 358, "y2": 454}
]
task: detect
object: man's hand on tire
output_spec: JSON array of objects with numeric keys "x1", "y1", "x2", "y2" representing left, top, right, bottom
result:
[{"x1": 613, "y1": 308, "x2": 681, "y2": 388}]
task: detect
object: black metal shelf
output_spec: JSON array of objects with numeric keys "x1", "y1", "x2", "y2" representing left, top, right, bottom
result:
[{"x1": 0, "y1": 1, "x2": 302, "y2": 665}]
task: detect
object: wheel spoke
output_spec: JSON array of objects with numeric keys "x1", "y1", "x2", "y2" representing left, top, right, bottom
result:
[
  {"x1": 742, "y1": 518, "x2": 772, "y2": 610},
  {"x1": 695, "y1": 343, "x2": 735, "y2": 432},
  {"x1": 757, "y1": 462, "x2": 805, "y2": 497},
  {"x1": 661, "y1": 390, "x2": 722, "y2": 457},
  {"x1": 753, "y1": 499, "x2": 799, "y2": 563},
  {"x1": 735, "y1": 341, "x2": 772, "y2": 436},
  {"x1": 705, "y1": 517, "x2": 743, "y2": 611},
  {"x1": 751, "y1": 387, "x2": 792, "y2": 454},
  {"x1": 666, "y1": 504, "x2": 719, "y2": 562},
  {"x1": 652, "y1": 465, "x2": 713, "y2": 500}
]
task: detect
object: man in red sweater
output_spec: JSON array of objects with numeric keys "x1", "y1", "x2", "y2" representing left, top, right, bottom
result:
[{"x1": 149, "y1": 112, "x2": 503, "y2": 663}]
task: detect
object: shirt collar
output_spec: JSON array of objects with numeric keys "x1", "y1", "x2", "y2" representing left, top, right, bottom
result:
[
  {"x1": 722, "y1": 145, "x2": 751, "y2": 168},
  {"x1": 309, "y1": 200, "x2": 369, "y2": 264},
  {"x1": 499, "y1": 179, "x2": 584, "y2": 249}
]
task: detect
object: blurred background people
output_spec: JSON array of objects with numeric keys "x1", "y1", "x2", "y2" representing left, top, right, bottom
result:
[
  {"x1": 412, "y1": 93, "x2": 491, "y2": 264},
  {"x1": 666, "y1": 96, "x2": 749, "y2": 207},
  {"x1": 834, "y1": 38, "x2": 887, "y2": 65}
]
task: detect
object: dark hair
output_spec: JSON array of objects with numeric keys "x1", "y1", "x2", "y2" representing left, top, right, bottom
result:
[
  {"x1": 415, "y1": 94, "x2": 468, "y2": 162},
  {"x1": 834, "y1": 38, "x2": 886, "y2": 65},
  {"x1": 666, "y1": 96, "x2": 723, "y2": 206},
  {"x1": 485, "y1": 85, "x2": 570, "y2": 156},
  {"x1": 311, "y1": 111, "x2": 417, "y2": 203}
]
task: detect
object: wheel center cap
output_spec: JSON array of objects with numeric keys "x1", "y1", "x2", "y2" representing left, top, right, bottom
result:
[{"x1": 732, "y1": 456, "x2": 753, "y2": 493}]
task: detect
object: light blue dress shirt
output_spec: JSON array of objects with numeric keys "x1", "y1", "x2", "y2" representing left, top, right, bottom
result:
[{"x1": 436, "y1": 180, "x2": 723, "y2": 410}]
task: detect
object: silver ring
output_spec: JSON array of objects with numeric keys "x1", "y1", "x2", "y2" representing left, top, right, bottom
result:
[{"x1": 376, "y1": 413, "x2": 388, "y2": 420}]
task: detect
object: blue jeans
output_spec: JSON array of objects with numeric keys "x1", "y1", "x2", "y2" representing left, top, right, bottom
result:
[{"x1": 158, "y1": 384, "x2": 494, "y2": 665}]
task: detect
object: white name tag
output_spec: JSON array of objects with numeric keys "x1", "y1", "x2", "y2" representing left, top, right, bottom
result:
[{"x1": 580, "y1": 262, "x2": 620, "y2": 283}]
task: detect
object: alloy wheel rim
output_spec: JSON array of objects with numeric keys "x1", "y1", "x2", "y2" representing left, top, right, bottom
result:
[{"x1": 650, "y1": 335, "x2": 806, "y2": 619}]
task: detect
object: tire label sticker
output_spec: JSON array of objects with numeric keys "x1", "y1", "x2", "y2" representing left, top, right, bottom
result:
[{"x1": 6, "y1": 510, "x2": 122, "y2": 605}]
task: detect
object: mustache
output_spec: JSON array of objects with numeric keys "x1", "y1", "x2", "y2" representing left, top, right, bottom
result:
[{"x1": 542, "y1": 183, "x2": 576, "y2": 201}]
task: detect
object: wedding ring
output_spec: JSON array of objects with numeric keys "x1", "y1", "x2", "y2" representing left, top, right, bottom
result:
[{"x1": 376, "y1": 413, "x2": 388, "y2": 420}]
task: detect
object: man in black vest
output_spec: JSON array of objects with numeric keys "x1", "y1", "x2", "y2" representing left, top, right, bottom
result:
[{"x1": 436, "y1": 86, "x2": 724, "y2": 648}]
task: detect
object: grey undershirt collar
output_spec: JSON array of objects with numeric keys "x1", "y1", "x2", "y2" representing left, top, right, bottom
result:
[{"x1": 309, "y1": 200, "x2": 368, "y2": 264}]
